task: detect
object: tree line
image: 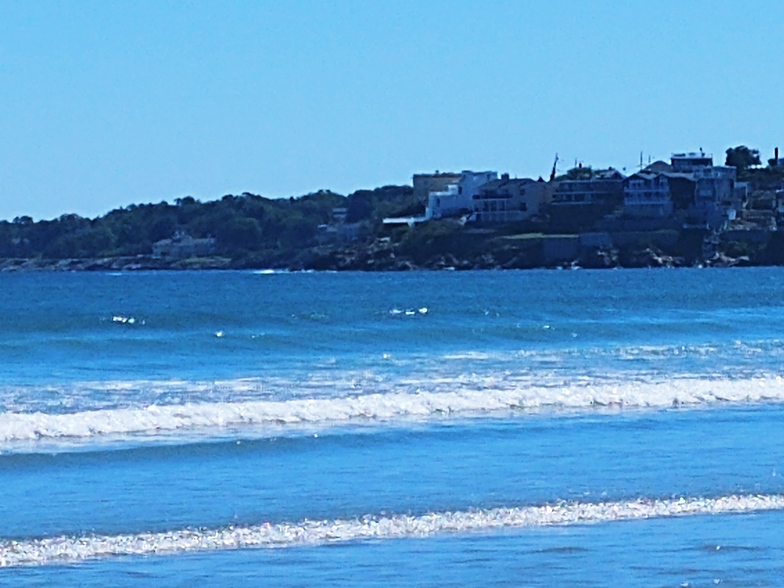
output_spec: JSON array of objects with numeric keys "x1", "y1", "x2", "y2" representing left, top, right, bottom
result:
[
  {"x1": 0, "y1": 185, "x2": 418, "y2": 261},
  {"x1": 2, "y1": 144, "x2": 782, "y2": 265}
]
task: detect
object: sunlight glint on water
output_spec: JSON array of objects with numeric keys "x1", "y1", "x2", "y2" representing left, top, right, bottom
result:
[{"x1": 2, "y1": 269, "x2": 784, "y2": 585}]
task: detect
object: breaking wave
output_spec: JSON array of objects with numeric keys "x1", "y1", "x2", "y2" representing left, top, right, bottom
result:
[
  {"x1": 1, "y1": 376, "x2": 783, "y2": 445},
  {"x1": 2, "y1": 494, "x2": 782, "y2": 567}
]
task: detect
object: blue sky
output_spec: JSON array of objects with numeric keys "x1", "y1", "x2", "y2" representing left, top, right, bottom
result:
[{"x1": 1, "y1": 0, "x2": 782, "y2": 221}]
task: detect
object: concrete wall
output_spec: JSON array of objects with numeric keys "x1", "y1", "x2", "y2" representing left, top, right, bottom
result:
[
  {"x1": 721, "y1": 229, "x2": 771, "y2": 245},
  {"x1": 579, "y1": 232, "x2": 613, "y2": 249},
  {"x1": 609, "y1": 230, "x2": 680, "y2": 248}
]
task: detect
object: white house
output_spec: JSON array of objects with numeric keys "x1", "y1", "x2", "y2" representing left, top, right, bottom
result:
[{"x1": 426, "y1": 170, "x2": 498, "y2": 219}]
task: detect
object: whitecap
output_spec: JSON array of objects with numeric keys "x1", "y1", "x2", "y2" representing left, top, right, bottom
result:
[
  {"x1": 2, "y1": 494, "x2": 782, "y2": 567},
  {"x1": 2, "y1": 376, "x2": 784, "y2": 446}
]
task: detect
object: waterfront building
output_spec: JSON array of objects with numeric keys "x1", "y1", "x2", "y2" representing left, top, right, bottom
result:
[
  {"x1": 688, "y1": 165, "x2": 739, "y2": 229},
  {"x1": 472, "y1": 175, "x2": 553, "y2": 224},
  {"x1": 671, "y1": 151, "x2": 713, "y2": 172},
  {"x1": 549, "y1": 169, "x2": 626, "y2": 231},
  {"x1": 623, "y1": 173, "x2": 673, "y2": 218},
  {"x1": 426, "y1": 170, "x2": 498, "y2": 219},
  {"x1": 412, "y1": 172, "x2": 462, "y2": 203}
]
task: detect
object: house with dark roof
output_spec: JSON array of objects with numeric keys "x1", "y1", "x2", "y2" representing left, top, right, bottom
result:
[
  {"x1": 551, "y1": 169, "x2": 625, "y2": 206},
  {"x1": 623, "y1": 172, "x2": 673, "y2": 218},
  {"x1": 642, "y1": 160, "x2": 673, "y2": 174},
  {"x1": 549, "y1": 169, "x2": 626, "y2": 231},
  {"x1": 152, "y1": 232, "x2": 216, "y2": 259},
  {"x1": 471, "y1": 175, "x2": 553, "y2": 224}
]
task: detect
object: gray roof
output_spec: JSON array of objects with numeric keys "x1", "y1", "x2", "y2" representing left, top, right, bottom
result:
[
  {"x1": 643, "y1": 160, "x2": 673, "y2": 173},
  {"x1": 625, "y1": 172, "x2": 660, "y2": 181},
  {"x1": 593, "y1": 168, "x2": 626, "y2": 180},
  {"x1": 659, "y1": 171, "x2": 697, "y2": 181},
  {"x1": 478, "y1": 178, "x2": 535, "y2": 192}
]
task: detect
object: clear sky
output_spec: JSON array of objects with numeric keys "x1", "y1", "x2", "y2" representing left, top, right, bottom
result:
[{"x1": 1, "y1": 0, "x2": 782, "y2": 221}]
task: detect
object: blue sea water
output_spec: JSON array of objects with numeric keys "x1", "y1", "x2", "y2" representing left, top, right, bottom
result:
[{"x1": 2, "y1": 268, "x2": 784, "y2": 586}]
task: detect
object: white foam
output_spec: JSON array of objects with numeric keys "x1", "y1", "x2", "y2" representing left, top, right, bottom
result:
[
  {"x1": 252, "y1": 269, "x2": 289, "y2": 275},
  {"x1": 2, "y1": 494, "x2": 782, "y2": 567},
  {"x1": 1, "y1": 376, "x2": 784, "y2": 444}
]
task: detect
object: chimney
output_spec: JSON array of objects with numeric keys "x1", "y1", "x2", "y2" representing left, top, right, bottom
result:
[
  {"x1": 776, "y1": 147, "x2": 780, "y2": 162},
  {"x1": 501, "y1": 173, "x2": 510, "y2": 181}
]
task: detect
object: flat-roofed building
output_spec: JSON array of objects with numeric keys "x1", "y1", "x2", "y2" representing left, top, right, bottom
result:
[
  {"x1": 424, "y1": 170, "x2": 498, "y2": 219},
  {"x1": 671, "y1": 151, "x2": 713, "y2": 173}
]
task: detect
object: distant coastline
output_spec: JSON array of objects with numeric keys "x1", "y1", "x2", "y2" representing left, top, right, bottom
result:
[
  {"x1": 3, "y1": 146, "x2": 783, "y2": 272},
  {"x1": 0, "y1": 233, "x2": 769, "y2": 273}
]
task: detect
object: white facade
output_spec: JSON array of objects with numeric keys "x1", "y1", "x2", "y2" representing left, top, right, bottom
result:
[
  {"x1": 426, "y1": 184, "x2": 461, "y2": 219},
  {"x1": 426, "y1": 170, "x2": 497, "y2": 219},
  {"x1": 459, "y1": 171, "x2": 497, "y2": 201}
]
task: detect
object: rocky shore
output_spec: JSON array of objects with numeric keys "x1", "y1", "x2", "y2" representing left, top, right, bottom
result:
[{"x1": 0, "y1": 241, "x2": 756, "y2": 273}]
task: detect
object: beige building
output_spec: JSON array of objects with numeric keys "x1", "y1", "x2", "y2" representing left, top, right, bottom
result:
[
  {"x1": 473, "y1": 176, "x2": 555, "y2": 223},
  {"x1": 412, "y1": 172, "x2": 462, "y2": 203}
]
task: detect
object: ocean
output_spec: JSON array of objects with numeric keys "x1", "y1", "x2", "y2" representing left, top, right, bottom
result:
[{"x1": 2, "y1": 268, "x2": 784, "y2": 586}]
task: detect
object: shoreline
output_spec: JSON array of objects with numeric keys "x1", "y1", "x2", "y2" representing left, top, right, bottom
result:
[{"x1": 0, "y1": 251, "x2": 758, "y2": 273}]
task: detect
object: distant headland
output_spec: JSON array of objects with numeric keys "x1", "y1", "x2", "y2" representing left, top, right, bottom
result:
[{"x1": 3, "y1": 145, "x2": 784, "y2": 272}]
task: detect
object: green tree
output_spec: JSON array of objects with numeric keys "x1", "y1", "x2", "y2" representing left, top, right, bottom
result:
[
  {"x1": 216, "y1": 217, "x2": 262, "y2": 252},
  {"x1": 148, "y1": 216, "x2": 178, "y2": 242},
  {"x1": 556, "y1": 166, "x2": 593, "y2": 181},
  {"x1": 725, "y1": 146, "x2": 761, "y2": 170}
]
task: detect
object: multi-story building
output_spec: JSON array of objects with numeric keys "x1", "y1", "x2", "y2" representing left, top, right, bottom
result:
[
  {"x1": 667, "y1": 151, "x2": 743, "y2": 229},
  {"x1": 425, "y1": 170, "x2": 498, "y2": 219},
  {"x1": 551, "y1": 169, "x2": 626, "y2": 206},
  {"x1": 623, "y1": 172, "x2": 673, "y2": 218},
  {"x1": 549, "y1": 169, "x2": 626, "y2": 231},
  {"x1": 412, "y1": 172, "x2": 462, "y2": 203},
  {"x1": 689, "y1": 165, "x2": 738, "y2": 228},
  {"x1": 472, "y1": 175, "x2": 554, "y2": 223},
  {"x1": 671, "y1": 151, "x2": 713, "y2": 172}
]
